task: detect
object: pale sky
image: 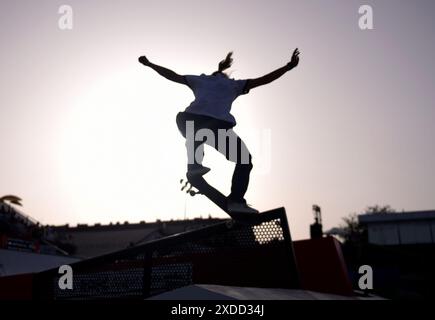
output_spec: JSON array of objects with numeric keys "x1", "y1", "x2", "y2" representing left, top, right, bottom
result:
[{"x1": 1, "y1": 0, "x2": 434, "y2": 240}]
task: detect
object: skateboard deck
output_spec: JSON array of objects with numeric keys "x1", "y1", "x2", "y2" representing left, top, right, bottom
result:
[{"x1": 182, "y1": 174, "x2": 262, "y2": 224}]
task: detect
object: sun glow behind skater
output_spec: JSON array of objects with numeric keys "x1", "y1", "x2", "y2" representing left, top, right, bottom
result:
[{"x1": 1, "y1": 1, "x2": 435, "y2": 240}]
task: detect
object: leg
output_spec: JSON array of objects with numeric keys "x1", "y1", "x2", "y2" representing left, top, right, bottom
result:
[
  {"x1": 177, "y1": 113, "x2": 258, "y2": 214},
  {"x1": 176, "y1": 112, "x2": 210, "y2": 174},
  {"x1": 187, "y1": 140, "x2": 205, "y2": 171},
  {"x1": 213, "y1": 128, "x2": 253, "y2": 202},
  {"x1": 228, "y1": 131, "x2": 253, "y2": 202},
  {"x1": 229, "y1": 155, "x2": 253, "y2": 203}
]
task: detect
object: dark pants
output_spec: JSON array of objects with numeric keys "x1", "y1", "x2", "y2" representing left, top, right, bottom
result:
[{"x1": 176, "y1": 111, "x2": 253, "y2": 202}]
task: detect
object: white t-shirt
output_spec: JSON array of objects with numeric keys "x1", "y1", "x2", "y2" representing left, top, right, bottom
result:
[{"x1": 184, "y1": 73, "x2": 249, "y2": 125}]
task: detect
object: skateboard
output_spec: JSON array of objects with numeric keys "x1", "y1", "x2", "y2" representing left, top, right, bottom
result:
[{"x1": 180, "y1": 174, "x2": 262, "y2": 225}]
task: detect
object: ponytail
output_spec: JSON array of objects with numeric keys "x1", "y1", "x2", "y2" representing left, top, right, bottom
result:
[{"x1": 213, "y1": 51, "x2": 233, "y2": 75}]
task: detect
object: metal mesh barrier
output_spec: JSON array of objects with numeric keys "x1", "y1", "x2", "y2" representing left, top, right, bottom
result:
[{"x1": 34, "y1": 208, "x2": 300, "y2": 300}]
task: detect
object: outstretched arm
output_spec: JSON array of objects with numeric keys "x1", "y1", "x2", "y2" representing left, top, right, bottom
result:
[
  {"x1": 245, "y1": 48, "x2": 300, "y2": 91},
  {"x1": 138, "y1": 56, "x2": 187, "y2": 85}
]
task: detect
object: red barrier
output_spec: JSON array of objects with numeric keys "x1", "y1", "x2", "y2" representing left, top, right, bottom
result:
[
  {"x1": 0, "y1": 234, "x2": 7, "y2": 249},
  {"x1": 293, "y1": 236, "x2": 354, "y2": 296},
  {"x1": 0, "y1": 273, "x2": 33, "y2": 300}
]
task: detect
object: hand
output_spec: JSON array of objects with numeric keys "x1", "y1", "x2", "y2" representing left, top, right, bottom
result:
[
  {"x1": 287, "y1": 48, "x2": 300, "y2": 69},
  {"x1": 138, "y1": 55, "x2": 150, "y2": 66}
]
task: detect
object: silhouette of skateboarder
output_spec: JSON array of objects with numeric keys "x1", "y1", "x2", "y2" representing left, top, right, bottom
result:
[{"x1": 139, "y1": 49, "x2": 300, "y2": 216}]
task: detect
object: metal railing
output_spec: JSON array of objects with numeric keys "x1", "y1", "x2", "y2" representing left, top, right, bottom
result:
[{"x1": 33, "y1": 207, "x2": 300, "y2": 300}]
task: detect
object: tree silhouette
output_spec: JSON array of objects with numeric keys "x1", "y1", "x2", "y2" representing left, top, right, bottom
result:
[
  {"x1": 328, "y1": 204, "x2": 396, "y2": 244},
  {"x1": 365, "y1": 204, "x2": 395, "y2": 214}
]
